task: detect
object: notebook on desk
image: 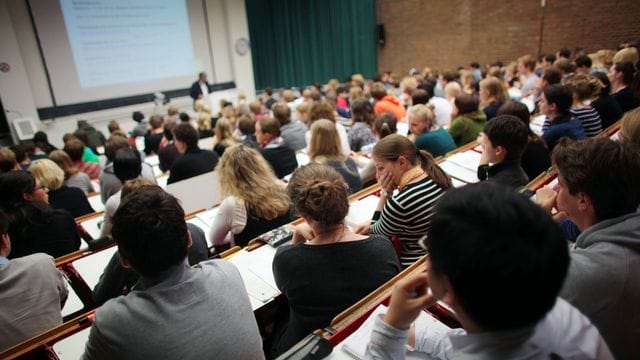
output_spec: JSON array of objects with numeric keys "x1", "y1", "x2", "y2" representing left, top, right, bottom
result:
[
  {"x1": 345, "y1": 195, "x2": 380, "y2": 229},
  {"x1": 261, "y1": 225, "x2": 293, "y2": 248}
]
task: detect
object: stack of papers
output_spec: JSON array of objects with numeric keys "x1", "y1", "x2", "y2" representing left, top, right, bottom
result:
[{"x1": 345, "y1": 195, "x2": 380, "y2": 228}]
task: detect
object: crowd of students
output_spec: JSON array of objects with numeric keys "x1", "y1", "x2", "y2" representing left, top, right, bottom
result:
[{"x1": 1, "y1": 42, "x2": 640, "y2": 359}]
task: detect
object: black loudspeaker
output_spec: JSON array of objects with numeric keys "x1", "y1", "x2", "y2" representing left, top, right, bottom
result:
[{"x1": 377, "y1": 24, "x2": 385, "y2": 46}]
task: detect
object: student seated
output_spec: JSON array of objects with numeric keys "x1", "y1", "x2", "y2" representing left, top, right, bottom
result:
[
  {"x1": 100, "y1": 149, "x2": 144, "y2": 237},
  {"x1": 63, "y1": 138, "x2": 101, "y2": 179},
  {"x1": 564, "y1": 73, "x2": 603, "y2": 137},
  {"x1": 272, "y1": 103, "x2": 307, "y2": 151},
  {"x1": 212, "y1": 117, "x2": 237, "y2": 157},
  {"x1": 308, "y1": 119, "x2": 362, "y2": 194},
  {"x1": 167, "y1": 123, "x2": 219, "y2": 184},
  {"x1": 98, "y1": 135, "x2": 156, "y2": 204},
  {"x1": 92, "y1": 180, "x2": 208, "y2": 305},
  {"x1": 479, "y1": 77, "x2": 507, "y2": 120},
  {"x1": 609, "y1": 61, "x2": 640, "y2": 113},
  {"x1": 348, "y1": 98, "x2": 377, "y2": 152},
  {"x1": 618, "y1": 107, "x2": 640, "y2": 146},
  {"x1": 0, "y1": 210, "x2": 68, "y2": 352},
  {"x1": 448, "y1": 94, "x2": 487, "y2": 147},
  {"x1": 0, "y1": 171, "x2": 80, "y2": 259},
  {"x1": 256, "y1": 117, "x2": 298, "y2": 179},
  {"x1": 549, "y1": 138, "x2": 640, "y2": 358},
  {"x1": 591, "y1": 72, "x2": 623, "y2": 129},
  {"x1": 355, "y1": 135, "x2": 451, "y2": 267},
  {"x1": 48, "y1": 149, "x2": 95, "y2": 195},
  {"x1": 540, "y1": 85, "x2": 586, "y2": 151},
  {"x1": 271, "y1": 164, "x2": 400, "y2": 356},
  {"x1": 370, "y1": 82, "x2": 406, "y2": 121},
  {"x1": 408, "y1": 104, "x2": 456, "y2": 157},
  {"x1": 82, "y1": 186, "x2": 264, "y2": 359},
  {"x1": 477, "y1": 115, "x2": 529, "y2": 188},
  {"x1": 143, "y1": 115, "x2": 164, "y2": 155},
  {"x1": 210, "y1": 144, "x2": 294, "y2": 248},
  {"x1": 366, "y1": 183, "x2": 612, "y2": 359},
  {"x1": 497, "y1": 101, "x2": 551, "y2": 180},
  {"x1": 28, "y1": 159, "x2": 94, "y2": 218}
]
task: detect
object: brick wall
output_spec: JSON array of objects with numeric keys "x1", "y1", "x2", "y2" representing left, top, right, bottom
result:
[{"x1": 377, "y1": 0, "x2": 640, "y2": 74}]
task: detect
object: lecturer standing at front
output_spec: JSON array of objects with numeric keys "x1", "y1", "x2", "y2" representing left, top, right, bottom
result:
[{"x1": 190, "y1": 72, "x2": 212, "y2": 104}]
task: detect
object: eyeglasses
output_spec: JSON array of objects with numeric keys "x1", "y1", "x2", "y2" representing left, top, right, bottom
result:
[{"x1": 33, "y1": 184, "x2": 47, "y2": 192}]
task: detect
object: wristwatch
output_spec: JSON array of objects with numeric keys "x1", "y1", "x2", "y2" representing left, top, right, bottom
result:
[{"x1": 380, "y1": 189, "x2": 389, "y2": 197}]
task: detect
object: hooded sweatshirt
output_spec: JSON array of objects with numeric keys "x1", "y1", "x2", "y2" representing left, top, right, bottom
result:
[
  {"x1": 448, "y1": 110, "x2": 487, "y2": 147},
  {"x1": 560, "y1": 211, "x2": 640, "y2": 359},
  {"x1": 374, "y1": 96, "x2": 406, "y2": 122}
]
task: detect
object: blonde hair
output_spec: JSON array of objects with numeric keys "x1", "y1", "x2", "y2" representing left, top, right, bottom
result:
[
  {"x1": 409, "y1": 104, "x2": 436, "y2": 129},
  {"x1": 308, "y1": 119, "x2": 344, "y2": 162},
  {"x1": 121, "y1": 177, "x2": 157, "y2": 200},
  {"x1": 197, "y1": 113, "x2": 212, "y2": 131},
  {"x1": 613, "y1": 47, "x2": 639, "y2": 65},
  {"x1": 194, "y1": 99, "x2": 206, "y2": 112},
  {"x1": 214, "y1": 117, "x2": 236, "y2": 147},
  {"x1": 444, "y1": 82, "x2": 462, "y2": 101},
  {"x1": 48, "y1": 150, "x2": 79, "y2": 180},
  {"x1": 216, "y1": 144, "x2": 290, "y2": 219},
  {"x1": 282, "y1": 89, "x2": 296, "y2": 102},
  {"x1": 563, "y1": 73, "x2": 602, "y2": 100},
  {"x1": 479, "y1": 77, "x2": 508, "y2": 109},
  {"x1": 351, "y1": 73, "x2": 365, "y2": 86},
  {"x1": 349, "y1": 86, "x2": 364, "y2": 103},
  {"x1": 400, "y1": 76, "x2": 418, "y2": 94},
  {"x1": 620, "y1": 107, "x2": 640, "y2": 147},
  {"x1": 28, "y1": 159, "x2": 64, "y2": 191}
]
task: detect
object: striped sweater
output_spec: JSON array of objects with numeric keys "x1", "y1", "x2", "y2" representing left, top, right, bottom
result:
[
  {"x1": 370, "y1": 177, "x2": 446, "y2": 267},
  {"x1": 541, "y1": 106, "x2": 603, "y2": 138}
]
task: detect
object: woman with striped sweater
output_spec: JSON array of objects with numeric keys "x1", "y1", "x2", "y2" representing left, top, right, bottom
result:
[{"x1": 355, "y1": 134, "x2": 452, "y2": 267}]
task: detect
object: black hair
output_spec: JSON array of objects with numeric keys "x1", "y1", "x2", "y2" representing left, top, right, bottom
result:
[
  {"x1": 613, "y1": 61, "x2": 636, "y2": 85},
  {"x1": 483, "y1": 115, "x2": 529, "y2": 160},
  {"x1": 411, "y1": 89, "x2": 430, "y2": 105},
  {"x1": 544, "y1": 54, "x2": 557, "y2": 63},
  {"x1": 543, "y1": 85, "x2": 573, "y2": 117},
  {"x1": 417, "y1": 79, "x2": 436, "y2": 99},
  {"x1": 113, "y1": 148, "x2": 141, "y2": 183},
  {"x1": 173, "y1": 123, "x2": 199, "y2": 148},
  {"x1": 132, "y1": 111, "x2": 144, "y2": 123},
  {"x1": 0, "y1": 209, "x2": 7, "y2": 236},
  {"x1": 575, "y1": 55, "x2": 592, "y2": 68},
  {"x1": 9, "y1": 144, "x2": 27, "y2": 163},
  {"x1": 426, "y1": 183, "x2": 569, "y2": 331},
  {"x1": 112, "y1": 186, "x2": 188, "y2": 278},
  {"x1": 591, "y1": 72, "x2": 612, "y2": 95},
  {"x1": 179, "y1": 112, "x2": 190, "y2": 122},
  {"x1": 558, "y1": 47, "x2": 571, "y2": 59},
  {"x1": 470, "y1": 62, "x2": 480, "y2": 69},
  {"x1": 542, "y1": 67, "x2": 562, "y2": 86}
]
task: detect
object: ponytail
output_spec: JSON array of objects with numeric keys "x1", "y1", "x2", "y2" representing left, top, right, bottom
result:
[{"x1": 418, "y1": 150, "x2": 452, "y2": 190}]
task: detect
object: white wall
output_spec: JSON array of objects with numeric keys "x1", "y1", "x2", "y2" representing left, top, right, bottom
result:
[{"x1": 0, "y1": 0, "x2": 255, "y2": 147}]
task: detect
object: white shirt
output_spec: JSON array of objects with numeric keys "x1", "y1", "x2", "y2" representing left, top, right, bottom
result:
[
  {"x1": 428, "y1": 97, "x2": 453, "y2": 127},
  {"x1": 199, "y1": 82, "x2": 209, "y2": 98},
  {"x1": 366, "y1": 298, "x2": 613, "y2": 359},
  {"x1": 208, "y1": 196, "x2": 247, "y2": 247}
]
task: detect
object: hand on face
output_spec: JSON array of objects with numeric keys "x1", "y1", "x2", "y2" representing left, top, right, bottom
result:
[
  {"x1": 383, "y1": 272, "x2": 437, "y2": 330},
  {"x1": 378, "y1": 170, "x2": 396, "y2": 194}
]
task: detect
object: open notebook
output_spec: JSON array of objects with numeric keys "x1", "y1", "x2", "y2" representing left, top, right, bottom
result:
[{"x1": 340, "y1": 304, "x2": 448, "y2": 359}]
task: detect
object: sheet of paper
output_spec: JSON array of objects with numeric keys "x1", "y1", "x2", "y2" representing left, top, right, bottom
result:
[
  {"x1": 226, "y1": 250, "x2": 279, "y2": 310},
  {"x1": 345, "y1": 195, "x2": 380, "y2": 228},
  {"x1": 61, "y1": 287, "x2": 84, "y2": 317},
  {"x1": 439, "y1": 160, "x2": 479, "y2": 184},
  {"x1": 451, "y1": 178, "x2": 466, "y2": 188},
  {"x1": 72, "y1": 246, "x2": 118, "y2": 290},
  {"x1": 195, "y1": 207, "x2": 219, "y2": 229},
  {"x1": 87, "y1": 195, "x2": 104, "y2": 213},
  {"x1": 145, "y1": 154, "x2": 160, "y2": 166},
  {"x1": 341, "y1": 304, "x2": 388, "y2": 359},
  {"x1": 81, "y1": 215, "x2": 104, "y2": 241},
  {"x1": 248, "y1": 247, "x2": 278, "y2": 290},
  {"x1": 53, "y1": 327, "x2": 91, "y2": 360},
  {"x1": 296, "y1": 152, "x2": 310, "y2": 167},
  {"x1": 446, "y1": 151, "x2": 481, "y2": 172},
  {"x1": 156, "y1": 175, "x2": 168, "y2": 189}
]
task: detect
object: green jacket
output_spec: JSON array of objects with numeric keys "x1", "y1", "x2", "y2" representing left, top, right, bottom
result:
[{"x1": 448, "y1": 110, "x2": 487, "y2": 147}]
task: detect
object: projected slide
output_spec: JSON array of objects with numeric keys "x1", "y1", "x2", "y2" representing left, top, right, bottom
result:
[{"x1": 60, "y1": 0, "x2": 196, "y2": 88}]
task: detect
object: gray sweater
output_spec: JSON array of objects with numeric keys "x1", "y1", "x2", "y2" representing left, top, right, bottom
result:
[
  {"x1": 560, "y1": 211, "x2": 640, "y2": 359},
  {"x1": 82, "y1": 259, "x2": 264, "y2": 359}
]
